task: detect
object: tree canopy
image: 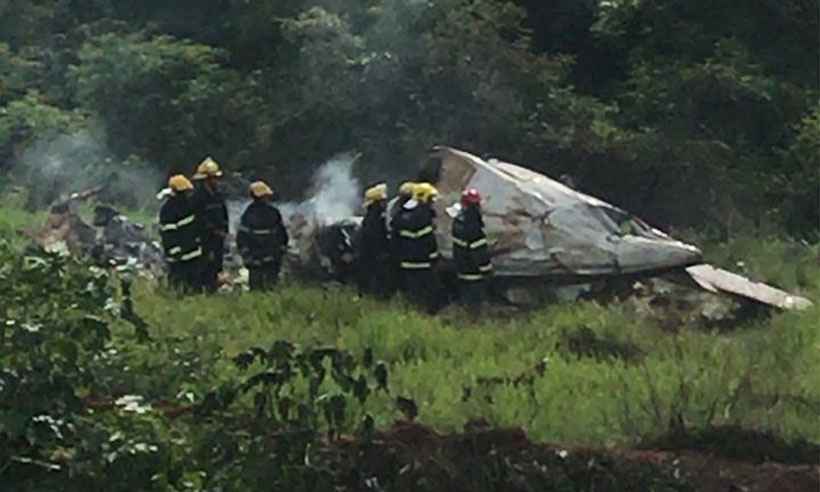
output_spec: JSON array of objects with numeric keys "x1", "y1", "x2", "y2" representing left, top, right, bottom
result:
[{"x1": 0, "y1": 0, "x2": 817, "y2": 237}]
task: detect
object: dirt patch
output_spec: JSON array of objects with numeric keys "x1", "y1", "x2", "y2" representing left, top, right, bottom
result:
[
  {"x1": 326, "y1": 421, "x2": 820, "y2": 492},
  {"x1": 645, "y1": 425, "x2": 820, "y2": 465},
  {"x1": 630, "y1": 450, "x2": 820, "y2": 492}
]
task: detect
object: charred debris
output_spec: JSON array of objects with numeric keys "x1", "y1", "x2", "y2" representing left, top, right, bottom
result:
[{"x1": 19, "y1": 147, "x2": 813, "y2": 322}]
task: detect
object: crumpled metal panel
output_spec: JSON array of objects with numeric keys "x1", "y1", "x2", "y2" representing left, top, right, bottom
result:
[
  {"x1": 429, "y1": 147, "x2": 703, "y2": 277},
  {"x1": 686, "y1": 264, "x2": 814, "y2": 311},
  {"x1": 27, "y1": 192, "x2": 164, "y2": 274}
]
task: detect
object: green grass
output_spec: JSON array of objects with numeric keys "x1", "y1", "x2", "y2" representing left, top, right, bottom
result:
[
  {"x1": 5, "y1": 198, "x2": 820, "y2": 449},
  {"x1": 125, "y1": 259, "x2": 820, "y2": 448}
]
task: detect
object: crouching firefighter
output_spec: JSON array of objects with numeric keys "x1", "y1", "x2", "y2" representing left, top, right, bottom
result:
[
  {"x1": 237, "y1": 181, "x2": 289, "y2": 291},
  {"x1": 392, "y1": 182, "x2": 441, "y2": 312},
  {"x1": 191, "y1": 157, "x2": 228, "y2": 292},
  {"x1": 357, "y1": 183, "x2": 392, "y2": 297},
  {"x1": 159, "y1": 175, "x2": 203, "y2": 293},
  {"x1": 452, "y1": 188, "x2": 493, "y2": 306}
]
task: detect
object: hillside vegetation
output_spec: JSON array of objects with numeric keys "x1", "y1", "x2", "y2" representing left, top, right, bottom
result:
[
  {"x1": 0, "y1": 0, "x2": 818, "y2": 237},
  {"x1": 2, "y1": 206, "x2": 819, "y2": 489},
  {"x1": 3, "y1": 1, "x2": 820, "y2": 489}
]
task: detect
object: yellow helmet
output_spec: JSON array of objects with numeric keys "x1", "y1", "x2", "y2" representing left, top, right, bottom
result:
[
  {"x1": 363, "y1": 183, "x2": 388, "y2": 207},
  {"x1": 249, "y1": 181, "x2": 274, "y2": 199},
  {"x1": 399, "y1": 181, "x2": 417, "y2": 197},
  {"x1": 192, "y1": 157, "x2": 223, "y2": 180},
  {"x1": 413, "y1": 182, "x2": 438, "y2": 203},
  {"x1": 168, "y1": 174, "x2": 194, "y2": 192}
]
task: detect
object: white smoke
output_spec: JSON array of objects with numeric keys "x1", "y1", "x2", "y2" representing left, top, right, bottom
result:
[
  {"x1": 226, "y1": 198, "x2": 251, "y2": 235},
  {"x1": 299, "y1": 152, "x2": 362, "y2": 224},
  {"x1": 227, "y1": 152, "x2": 362, "y2": 236},
  {"x1": 15, "y1": 129, "x2": 163, "y2": 210},
  {"x1": 271, "y1": 152, "x2": 362, "y2": 227}
]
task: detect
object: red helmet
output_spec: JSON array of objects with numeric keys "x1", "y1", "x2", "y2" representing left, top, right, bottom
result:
[{"x1": 461, "y1": 188, "x2": 481, "y2": 207}]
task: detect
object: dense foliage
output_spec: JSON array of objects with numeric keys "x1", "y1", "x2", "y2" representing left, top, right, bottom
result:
[
  {"x1": 0, "y1": 0, "x2": 817, "y2": 236},
  {"x1": 0, "y1": 237, "x2": 710, "y2": 490}
]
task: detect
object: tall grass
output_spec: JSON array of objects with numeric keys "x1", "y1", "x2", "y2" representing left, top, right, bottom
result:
[
  {"x1": 5, "y1": 199, "x2": 820, "y2": 447},
  {"x1": 127, "y1": 255, "x2": 820, "y2": 447}
]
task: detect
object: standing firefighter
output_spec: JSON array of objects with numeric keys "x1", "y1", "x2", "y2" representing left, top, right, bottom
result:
[
  {"x1": 237, "y1": 181, "x2": 289, "y2": 291},
  {"x1": 191, "y1": 157, "x2": 228, "y2": 292},
  {"x1": 388, "y1": 181, "x2": 417, "y2": 226},
  {"x1": 452, "y1": 188, "x2": 493, "y2": 305},
  {"x1": 159, "y1": 175, "x2": 203, "y2": 293},
  {"x1": 357, "y1": 183, "x2": 391, "y2": 297},
  {"x1": 391, "y1": 182, "x2": 441, "y2": 312},
  {"x1": 387, "y1": 181, "x2": 417, "y2": 291}
]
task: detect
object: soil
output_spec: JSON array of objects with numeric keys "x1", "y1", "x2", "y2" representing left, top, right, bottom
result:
[
  {"x1": 617, "y1": 448, "x2": 819, "y2": 492},
  {"x1": 340, "y1": 421, "x2": 820, "y2": 492}
]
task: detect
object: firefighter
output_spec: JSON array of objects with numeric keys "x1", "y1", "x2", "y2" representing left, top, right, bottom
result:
[
  {"x1": 391, "y1": 182, "x2": 441, "y2": 312},
  {"x1": 388, "y1": 181, "x2": 417, "y2": 226},
  {"x1": 452, "y1": 188, "x2": 493, "y2": 306},
  {"x1": 237, "y1": 181, "x2": 289, "y2": 291},
  {"x1": 387, "y1": 181, "x2": 417, "y2": 291},
  {"x1": 357, "y1": 183, "x2": 391, "y2": 297},
  {"x1": 191, "y1": 157, "x2": 228, "y2": 292},
  {"x1": 158, "y1": 175, "x2": 203, "y2": 293}
]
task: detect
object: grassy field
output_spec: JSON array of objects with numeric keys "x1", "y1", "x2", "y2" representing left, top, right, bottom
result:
[
  {"x1": 123, "y1": 241, "x2": 820, "y2": 448},
  {"x1": 4, "y1": 200, "x2": 820, "y2": 449}
]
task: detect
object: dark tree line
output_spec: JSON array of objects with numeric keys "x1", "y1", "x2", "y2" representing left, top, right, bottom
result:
[{"x1": 0, "y1": 0, "x2": 818, "y2": 237}]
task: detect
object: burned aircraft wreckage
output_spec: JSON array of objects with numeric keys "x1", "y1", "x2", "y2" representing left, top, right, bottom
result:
[
  {"x1": 295, "y1": 146, "x2": 813, "y2": 311},
  {"x1": 25, "y1": 146, "x2": 813, "y2": 312}
]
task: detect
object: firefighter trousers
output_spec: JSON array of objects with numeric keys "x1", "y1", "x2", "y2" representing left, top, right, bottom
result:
[
  {"x1": 169, "y1": 258, "x2": 203, "y2": 295},
  {"x1": 458, "y1": 278, "x2": 486, "y2": 306},
  {"x1": 248, "y1": 261, "x2": 281, "y2": 291},
  {"x1": 201, "y1": 237, "x2": 224, "y2": 292},
  {"x1": 402, "y1": 268, "x2": 441, "y2": 314}
]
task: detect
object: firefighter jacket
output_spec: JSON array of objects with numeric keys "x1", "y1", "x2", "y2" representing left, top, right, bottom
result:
[
  {"x1": 237, "y1": 201, "x2": 289, "y2": 267},
  {"x1": 359, "y1": 202, "x2": 390, "y2": 263},
  {"x1": 159, "y1": 194, "x2": 202, "y2": 264},
  {"x1": 192, "y1": 184, "x2": 228, "y2": 244},
  {"x1": 391, "y1": 203, "x2": 439, "y2": 270},
  {"x1": 452, "y1": 206, "x2": 493, "y2": 281},
  {"x1": 387, "y1": 195, "x2": 411, "y2": 233}
]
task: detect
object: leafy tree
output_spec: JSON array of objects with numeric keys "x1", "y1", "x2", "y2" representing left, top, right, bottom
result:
[
  {"x1": 0, "y1": 91, "x2": 86, "y2": 172},
  {"x1": 0, "y1": 0, "x2": 817, "y2": 234},
  {"x1": 70, "y1": 32, "x2": 250, "y2": 173},
  {"x1": 783, "y1": 105, "x2": 820, "y2": 237}
]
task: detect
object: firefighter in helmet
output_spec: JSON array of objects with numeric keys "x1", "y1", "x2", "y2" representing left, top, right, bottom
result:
[
  {"x1": 237, "y1": 181, "x2": 289, "y2": 291},
  {"x1": 387, "y1": 181, "x2": 417, "y2": 291},
  {"x1": 389, "y1": 181, "x2": 417, "y2": 226},
  {"x1": 391, "y1": 182, "x2": 441, "y2": 312},
  {"x1": 452, "y1": 188, "x2": 493, "y2": 306},
  {"x1": 159, "y1": 175, "x2": 203, "y2": 293},
  {"x1": 357, "y1": 183, "x2": 391, "y2": 297},
  {"x1": 191, "y1": 157, "x2": 228, "y2": 292}
]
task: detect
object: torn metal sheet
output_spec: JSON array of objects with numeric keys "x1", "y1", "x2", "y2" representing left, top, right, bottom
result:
[
  {"x1": 686, "y1": 264, "x2": 814, "y2": 311},
  {"x1": 24, "y1": 191, "x2": 100, "y2": 256},
  {"x1": 425, "y1": 146, "x2": 703, "y2": 277},
  {"x1": 26, "y1": 192, "x2": 164, "y2": 275}
]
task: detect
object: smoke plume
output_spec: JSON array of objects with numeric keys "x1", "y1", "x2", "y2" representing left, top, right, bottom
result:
[
  {"x1": 14, "y1": 129, "x2": 163, "y2": 210},
  {"x1": 300, "y1": 152, "x2": 362, "y2": 224},
  {"x1": 228, "y1": 152, "x2": 362, "y2": 234}
]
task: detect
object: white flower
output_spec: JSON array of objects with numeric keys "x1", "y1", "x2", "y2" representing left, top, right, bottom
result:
[{"x1": 115, "y1": 395, "x2": 152, "y2": 414}]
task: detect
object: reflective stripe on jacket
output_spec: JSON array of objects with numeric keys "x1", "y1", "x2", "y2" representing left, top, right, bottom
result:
[
  {"x1": 237, "y1": 200, "x2": 289, "y2": 267},
  {"x1": 192, "y1": 185, "x2": 228, "y2": 241},
  {"x1": 159, "y1": 195, "x2": 202, "y2": 263},
  {"x1": 391, "y1": 204, "x2": 438, "y2": 271},
  {"x1": 452, "y1": 207, "x2": 492, "y2": 281},
  {"x1": 358, "y1": 202, "x2": 390, "y2": 263}
]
